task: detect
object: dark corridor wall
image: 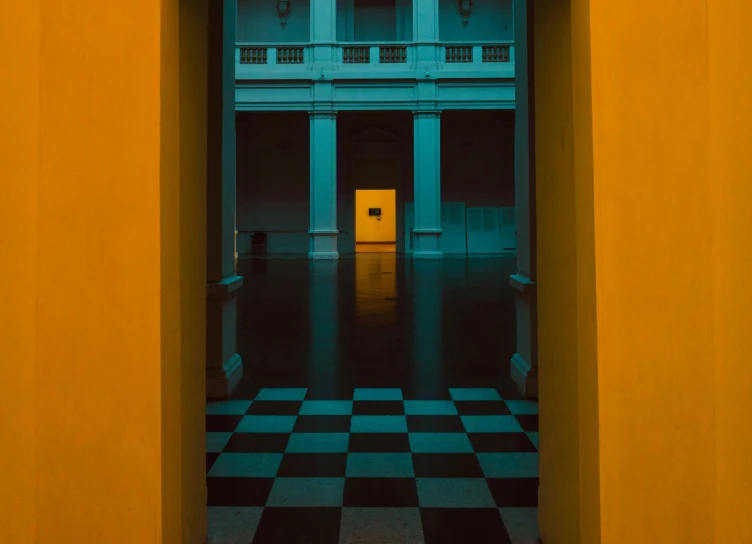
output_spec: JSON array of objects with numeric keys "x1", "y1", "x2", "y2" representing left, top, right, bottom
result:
[
  {"x1": 441, "y1": 110, "x2": 515, "y2": 208},
  {"x1": 236, "y1": 110, "x2": 515, "y2": 254}
]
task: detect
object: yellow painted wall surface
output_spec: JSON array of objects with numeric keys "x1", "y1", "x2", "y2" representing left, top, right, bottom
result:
[
  {"x1": 355, "y1": 190, "x2": 397, "y2": 242},
  {"x1": 0, "y1": 1, "x2": 207, "y2": 542},
  {"x1": 0, "y1": 1, "x2": 40, "y2": 542},
  {"x1": 536, "y1": 0, "x2": 752, "y2": 543},
  {"x1": 708, "y1": 2, "x2": 752, "y2": 541}
]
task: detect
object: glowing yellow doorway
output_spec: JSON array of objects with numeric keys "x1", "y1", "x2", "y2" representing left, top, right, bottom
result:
[{"x1": 355, "y1": 189, "x2": 396, "y2": 253}]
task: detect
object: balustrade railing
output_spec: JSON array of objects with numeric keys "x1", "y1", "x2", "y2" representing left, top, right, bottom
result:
[
  {"x1": 277, "y1": 47, "x2": 305, "y2": 64},
  {"x1": 379, "y1": 45, "x2": 408, "y2": 64},
  {"x1": 445, "y1": 45, "x2": 473, "y2": 63},
  {"x1": 342, "y1": 46, "x2": 370, "y2": 64},
  {"x1": 236, "y1": 41, "x2": 514, "y2": 74}
]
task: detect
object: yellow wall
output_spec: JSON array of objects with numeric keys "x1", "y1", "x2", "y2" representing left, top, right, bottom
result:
[
  {"x1": 0, "y1": 1, "x2": 39, "y2": 541},
  {"x1": 0, "y1": 1, "x2": 207, "y2": 542},
  {"x1": 355, "y1": 190, "x2": 397, "y2": 242},
  {"x1": 536, "y1": 0, "x2": 752, "y2": 543},
  {"x1": 708, "y1": 1, "x2": 752, "y2": 540}
]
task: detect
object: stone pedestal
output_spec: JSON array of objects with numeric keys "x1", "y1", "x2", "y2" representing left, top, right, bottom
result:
[
  {"x1": 510, "y1": 274, "x2": 538, "y2": 398},
  {"x1": 206, "y1": 0, "x2": 243, "y2": 399},
  {"x1": 413, "y1": 111, "x2": 443, "y2": 259},
  {"x1": 509, "y1": 0, "x2": 538, "y2": 399},
  {"x1": 309, "y1": 111, "x2": 339, "y2": 259},
  {"x1": 206, "y1": 276, "x2": 244, "y2": 398}
]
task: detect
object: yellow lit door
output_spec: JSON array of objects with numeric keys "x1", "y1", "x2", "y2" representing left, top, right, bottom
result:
[{"x1": 355, "y1": 189, "x2": 396, "y2": 247}]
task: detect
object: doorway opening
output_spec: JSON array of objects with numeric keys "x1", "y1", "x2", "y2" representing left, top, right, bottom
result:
[{"x1": 355, "y1": 189, "x2": 397, "y2": 253}]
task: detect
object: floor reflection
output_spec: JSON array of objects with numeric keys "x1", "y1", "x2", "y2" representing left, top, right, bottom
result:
[
  {"x1": 235, "y1": 254, "x2": 519, "y2": 397},
  {"x1": 355, "y1": 252, "x2": 397, "y2": 326}
]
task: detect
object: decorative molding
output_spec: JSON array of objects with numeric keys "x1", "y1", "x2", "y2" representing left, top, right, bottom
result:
[
  {"x1": 308, "y1": 110, "x2": 337, "y2": 119},
  {"x1": 206, "y1": 275, "x2": 244, "y2": 299},
  {"x1": 413, "y1": 111, "x2": 441, "y2": 119}
]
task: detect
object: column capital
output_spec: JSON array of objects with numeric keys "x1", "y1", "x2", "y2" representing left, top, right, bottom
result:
[
  {"x1": 309, "y1": 110, "x2": 337, "y2": 120},
  {"x1": 413, "y1": 110, "x2": 441, "y2": 119}
]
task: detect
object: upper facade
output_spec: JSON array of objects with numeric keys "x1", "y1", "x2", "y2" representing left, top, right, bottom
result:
[{"x1": 236, "y1": 0, "x2": 515, "y2": 81}]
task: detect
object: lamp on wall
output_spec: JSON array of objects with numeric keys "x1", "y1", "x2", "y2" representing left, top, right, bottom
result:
[
  {"x1": 457, "y1": 0, "x2": 473, "y2": 27},
  {"x1": 276, "y1": 0, "x2": 291, "y2": 29}
]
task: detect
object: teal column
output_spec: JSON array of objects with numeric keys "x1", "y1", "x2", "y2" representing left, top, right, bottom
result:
[
  {"x1": 308, "y1": 261, "x2": 339, "y2": 395},
  {"x1": 413, "y1": 0, "x2": 438, "y2": 41},
  {"x1": 413, "y1": 0, "x2": 440, "y2": 70},
  {"x1": 206, "y1": 0, "x2": 244, "y2": 399},
  {"x1": 310, "y1": 0, "x2": 336, "y2": 67},
  {"x1": 309, "y1": 111, "x2": 339, "y2": 259},
  {"x1": 410, "y1": 261, "x2": 444, "y2": 397},
  {"x1": 509, "y1": 0, "x2": 538, "y2": 398},
  {"x1": 413, "y1": 111, "x2": 443, "y2": 259}
]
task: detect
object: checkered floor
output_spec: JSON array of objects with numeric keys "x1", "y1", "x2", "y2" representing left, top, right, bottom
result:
[{"x1": 206, "y1": 387, "x2": 539, "y2": 543}]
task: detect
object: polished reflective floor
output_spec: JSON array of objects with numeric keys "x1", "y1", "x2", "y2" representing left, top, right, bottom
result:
[
  {"x1": 235, "y1": 253, "x2": 520, "y2": 396},
  {"x1": 207, "y1": 254, "x2": 539, "y2": 543}
]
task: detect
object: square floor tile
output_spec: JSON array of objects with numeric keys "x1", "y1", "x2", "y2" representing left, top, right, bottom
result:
[
  {"x1": 207, "y1": 477, "x2": 274, "y2": 507},
  {"x1": 352, "y1": 401, "x2": 405, "y2": 415},
  {"x1": 255, "y1": 388, "x2": 308, "y2": 401},
  {"x1": 406, "y1": 416, "x2": 465, "y2": 433},
  {"x1": 486, "y1": 478, "x2": 540, "y2": 507},
  {"x1": 505, "y1": 400, "x2": 539, "y2": 415},
  {"x1": 348, "y1": 433, "x2": 411, "y2": 453},
  {"x1": 408, "y1": 433, "x2": 474, "y2": 453},
  {"x1": 236, "y1": 415, "x2": 297, "y2": 433},
  {"x1": 206, "y1": 432, "x2": 233, "y2": 453},
  {"x1": 293, "y1": 415, "x2": 352, "y2": 433},
  {"x1": 303, "y1": 386, "x2": 355, "y2": 400},
  {"x1": 339, "y1": 507, "x2": 424, "y2": 544},
  {"x1": 207, "y1": 453, "x2": 283, "y2": 478},
  {"x1": 461, "y1": 415, "x2": 523, "y2": 433},
  {"x1": 300, "y1": 400, "x2": 354, "y2": 416},
  {"x1": 468, "y1": 432, "x2": 538, "y2": 453},
  {"x1": 515, "y1": 415, "x2": 539, "y2": 432},
  {"x1": 449, "y1": 388, "x2": 502, "y2": 401},
  {"x1": 403, "y1": 400, "x2": 458, "y2": 416},
  {"x1": 351, "y1": 415, "x2": 408, "y2": 433},
  {"x1": 247, "y1": 400, "x2": 302, "y2": 415},
  {"x1": 402, "y1": 386, "x2": 453, "y2": 400},
  {"x1": 454, "y1": 401, "x2": 511, "y2": 416},
  {"x1": 343, "y1": 478, "x2": 419, "y2": 507},
  {"x1": 277, "y1": 453, "x2": 348, "y2": 477},
  {"x1": 499, "y1": 507, "x2": 540, "y2": 544},
  {"x1": 346, "y1": 453, "x2": 415, "y2": 478},
  {"x1": 223, "y1": 432, "x2": 290, "y2": 453},
  {"x1": 476, "y1": 453, "x2": 539, "y2": 478},
  {"x1": 229, "y1": 379, "x2": 260, "y2": 401},
  {"x1": 354, "y1": 388, "x2": 403, "y2": 401},
  {"x1": 416, "y1": 478, "x2": 496, "y2": 508},
  {"x1": 421, "y1": 508, "x2": 511, "y2": 544},
  {"x1": 206, "y1": 452, "x2": 220, "y2": 473},
  {"x1": 206, "y1": 415, "x2": 244, "y2": 433},
  {"x1": 412, "y1": 453, "x2": 484, "y2": 478},
  {"x1": 266, "y1": 477, "x2": 345, "y2": 507},
  {"x1": 207, "y1": 506, "x2": 263, "y2": 544},
  {"x1": 285, "y1": 432, "x2": 350, "y2": 453},
  {"x1": 252, "y1": 507, "x2": 342, "y2": 544},
  {"x1": 205, "y1": 400, "x2": 252, "y2": 415},
  {"x1": 526, "y1": 432, "x2": 539, "y2": 450}
]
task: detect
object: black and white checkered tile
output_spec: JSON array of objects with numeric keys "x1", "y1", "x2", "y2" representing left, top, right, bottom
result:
[{"x1": 206, "y1": 387, "x2": 539, "y2": 544}]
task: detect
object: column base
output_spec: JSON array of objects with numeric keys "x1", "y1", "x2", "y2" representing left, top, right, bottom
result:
[
  {"x1": 412, "y1": 229, "x2": 442, "y2": 258},
  {"x1": 309, "y1": 229, "x2": 338, "y2": 259},
  {"x1": 511, "y1": 352, "x2": 539, "y2": 399},
  {"x1": 309, "y1": 251, "x2": 339, "y2": 260},
  {"x1": 413, "y1": 250, "x2": 444, "y2": 259},
  {"x1": 207, "y1": 353, "x2": 244, "y2": 399},
  {"x1": 206, "y1": 275, "x2": 244, "y2": 400}
]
